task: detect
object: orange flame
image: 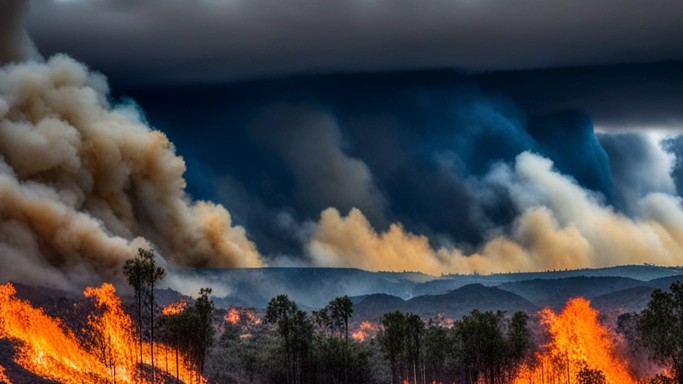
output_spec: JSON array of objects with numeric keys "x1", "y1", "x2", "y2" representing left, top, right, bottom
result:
[
  {"x1": 0, "y1": 364, "x2": 11, "y2": 384},
  {"x1": 0, "y1": 282, "x2": 203, "y2": 384},
  {"x1": 223, "y1": 307, "x2": 258, "y2": 326},
  {"x1": 225, "y1": 308, "x2": 240, "y2": 324},
  {"x1": 352, "y1": 321, "x2": 380, "y2": 341},
  {"x1": 514, "y1": 297, "x2": 636, "y2": 384},
  {"x1": 162, "y1": 298, "x2": 188, "y2": 316}
]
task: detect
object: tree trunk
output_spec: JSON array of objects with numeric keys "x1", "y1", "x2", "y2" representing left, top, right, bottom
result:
[{"x1": 138, "y1": 291, "x2": 143, "y2": 367}]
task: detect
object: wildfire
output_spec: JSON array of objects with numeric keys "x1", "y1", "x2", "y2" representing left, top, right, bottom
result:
[
  {"x1": 225, "y1": 308, "x2": 240, "y2": 324},
  {"x1": 514, "y1": 297, "x2": 636, "y2": 384},
  {"x1": 0, "y1": 282, "x2": 203, "y2": 384},
  {"x1": 224, "y1": 307, "x2": 258, "y2": 326},
  {"x1": 0, "y1": 364, "x2": 10, "y2": 384},
  {"x1": 162, "y1": 298, "x2": 188, "y2": 316},
  {"x1": 352, "y1": 321, "x2": 381, "y2": 341}
]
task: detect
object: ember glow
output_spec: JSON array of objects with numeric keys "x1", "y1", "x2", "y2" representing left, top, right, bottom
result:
[
  {"x1": 0, "y1": 282, "x2": 202, "y2": 384},
  {"x1": 0, "y1": 364, "x2": 10, "y2": 384},
  {"x1": 162, "y1": 298, "x2": 189, "y2": 316},
  {"x1": 352, "y1": 321, "x2": 381, "y2": 342},
  {"x1": 514, "y1": 297, "x2": 635, "y2": 384},
  {"x1": 224, "y1": 307, "x2": 258, "y2": 326},
  {"x1": 225, "y1": 308, "x2": 240, "y2": 324}
]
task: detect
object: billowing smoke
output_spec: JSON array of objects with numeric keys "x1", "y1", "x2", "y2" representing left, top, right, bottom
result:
[
  {"x1": 306, "y1": 152, "x2": 683, "y2": 275},
  {"x1": 3, "y1": 0, "x2": 683, "y2": 287},
  {"x1": 0, "y1": 55, "x2": 263, "y2": 290}
]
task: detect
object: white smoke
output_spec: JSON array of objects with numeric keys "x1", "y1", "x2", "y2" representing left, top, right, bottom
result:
[
  {"x1": 0, "y1": 55, "x2": 263, "y2": 290},
  {"x1": 306, "y1": 152, "x2": 683, "y2": 275}
]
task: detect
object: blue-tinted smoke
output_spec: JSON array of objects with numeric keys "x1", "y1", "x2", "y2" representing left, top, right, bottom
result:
[{"x1": 119, "y1": 71, "x2": 673, "y2": 258}]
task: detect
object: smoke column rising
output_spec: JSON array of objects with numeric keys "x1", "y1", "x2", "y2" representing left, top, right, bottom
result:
[{"x1": 0, "y1": 55, "x2": 263, "y2": 290}]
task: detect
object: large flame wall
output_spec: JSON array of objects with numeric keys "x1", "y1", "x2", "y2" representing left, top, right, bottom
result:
[
  {"x1": 0, "y1": 282, "x2": 201, "y2": 384},
  {"x1": 514, "y1": 297, "x2": 636, "y2": 384}
]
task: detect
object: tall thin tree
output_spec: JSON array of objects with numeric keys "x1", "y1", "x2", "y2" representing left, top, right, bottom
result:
[
  {"x1": 123, "y1": 248, "x2": 165, "y2": 381},
  {"x1": 123, "y1": 253, "x2": 145, "y2": 367}
]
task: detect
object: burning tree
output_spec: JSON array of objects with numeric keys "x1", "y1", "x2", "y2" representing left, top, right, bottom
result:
[
  {"x1": 159, "y1": 288, "x2": 215, "y2": 383},
  {"x1": 122, "y1": 247, "x2": 166, "y2": 380},
  {"x1": 576, "y1": 362, "x2": 607, "y2": 384},
  {"x1": 513, "y1": 297, "x2": 635, "y2": 384},
  {"x1": 0, "y1": 282, "x2": 200, "y2": 384}
]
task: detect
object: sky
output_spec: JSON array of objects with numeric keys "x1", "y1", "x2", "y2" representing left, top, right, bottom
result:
[{"x1": 1, "y1": 0, "x2": 683, "y2": 289}]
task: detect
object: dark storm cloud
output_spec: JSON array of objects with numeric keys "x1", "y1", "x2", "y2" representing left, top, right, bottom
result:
[
  {"x1": 26, "y1": 0, "x2": 683, "y2": 85},
  {"x1": 599, "y1": 133, "x2": 676, "y2": 213},
  {"x1": 0, "y1": 0, "x2": 37, "y2": 64},
  {"x1": 663, "y1": 136, "x2": 683, "y2": 198},
  {"x1": 250, "y1": 104, "x2": 387, "y2": 226},
  {"x1": 123, "y1": 71, "x2": 623, "y2": 256},
  {"x1": 479, "y1": 62, "x2": 683, "y2": 129}
]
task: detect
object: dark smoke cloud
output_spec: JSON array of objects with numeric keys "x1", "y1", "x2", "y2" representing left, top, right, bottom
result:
[
  {"x1": 124, "y1": 72, "x2": 624, "y2": 256},
  {"x1": 25, "y1": 0, "x2": 683, "y2": 85},
  {"x1": 663, "y1": 136, "x2": 683, "y2": 197},
  {"x1": 0, "y1": 0, "x2": 38, "y2": 64},
  {"x1": 250, "y1": 104, "x2": 387, "y2": 226},
  {"x1": 479, "y1": 61, "x2": 683, "y2": 130},
  {"x1": 599, "y1": 133, "x2": 676, "y2": 213},
  {"x1": 2, "y1": 0, "x2": 683, "y2": 280},
  {"x1": 2, "y1": 56, "x2": 683, "y2": 280}
]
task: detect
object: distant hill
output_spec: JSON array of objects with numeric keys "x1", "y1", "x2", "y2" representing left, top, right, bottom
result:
[
  {"x1": 413, "y1": 265, "x2": 683, "y2": 296},
  {"x1": 175, "y1": 265, "x2": 683, "y2": 309},
  {"x1": 587, "y1": 275, "x2": 683, "y2": 314},
  {"x1": 644, "y1": 275, "x2": 683, "y2": 290},
  {"x1": 6, "y1": 265, "x2": 683, "y2": 322},
  {"x1": 496, "y1": 276, "x2": 646, "y2": 310},
  {"x1": 591, "y1": 286, "x2": 656, "y2": 313},
  {"x1": 353, "y1": 284, "x2": 537, "y2": 321},
  {"x1": 174, "y1": 267, "x2": 425, "y2": 308}
]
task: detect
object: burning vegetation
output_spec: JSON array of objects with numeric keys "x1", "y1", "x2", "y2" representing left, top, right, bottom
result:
[
  {"x1": 224, "y1": 307, "x2": 259, "y2": 327},
  {"x1": 0, "y1": 282, "x2": 200, "y2": 383},
  {"x1": 1, "y1": 252, "x2": 683, "y2": 384},
  {"x1": 352, "y1": 321, "x2": 381, "y2": 342},
  {"x1": 0, "y1": 364, "x2": 10, "y2": 384},
  {"x1": 514, "y1": 297, "x2": 636, "y2": 384}
]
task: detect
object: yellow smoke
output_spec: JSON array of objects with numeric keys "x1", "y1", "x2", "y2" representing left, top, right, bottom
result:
[
  {"x1": 0, "y1": 55, "x2": 262, "y2": 289},
  {"x1": 307, "y1": 152, "x2": 683, "y2": 275}
]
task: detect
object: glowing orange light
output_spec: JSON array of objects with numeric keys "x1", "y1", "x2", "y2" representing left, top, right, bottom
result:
[
  {"x1": 352, "y1": 321, "x2": 381, "y2": 341},
  {"x1": 514, "y1": 297, "x2": 636, "y2": 384},
  {"x1": 162, "y1": 298, "x2": 188, "y2": 316},
  {"x1": 0, "y1": 282, "x2": 204, "y2": 384},
  {"x1": 225, "y1": 308, "x2": 240, "y2": 324},
  {"x1": 0, "y1": 364, "x2": 11, "y2": 384}
]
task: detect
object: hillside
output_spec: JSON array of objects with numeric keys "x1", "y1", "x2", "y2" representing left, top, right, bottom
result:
[
  {"x1": 591, "y1": 286, "x2": 656, "y2": 313},
  {"x1": 353, "y1": 284, "x2": 537, "y2": 321},
  {"x1": 177, "y1": 265, "x2": 683, "y2": 309},
  {"x1": 496, "y1": 276, "x2": 646, "y2": 309}
]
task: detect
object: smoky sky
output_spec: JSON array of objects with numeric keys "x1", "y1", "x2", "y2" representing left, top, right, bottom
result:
[
  {"x1": 113, "y1": 68, "x2": 681, "y2": 257},
  {"x1": 25, "y1": 0, "x2": 683, "y2": 85},
  {"x1": 5, "y1": 0, "x2": 683, "y2": 274}
]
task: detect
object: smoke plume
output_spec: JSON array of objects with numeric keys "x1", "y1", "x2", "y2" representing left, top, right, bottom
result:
[
  {"x1": 0, "y1": 55, "x2": 263, "y2": 290},
  {"x1": 306, "y1": 152, "x2": 683, "y2": 275}
]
